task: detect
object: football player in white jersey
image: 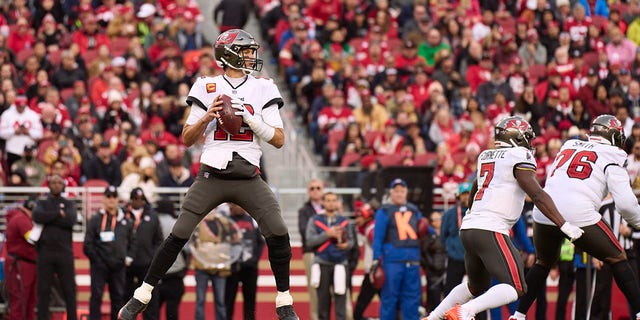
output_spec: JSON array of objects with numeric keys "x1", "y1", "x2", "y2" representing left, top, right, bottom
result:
[
  {"x1": 511, "y1": 115, "x2": 640, "y2": 320},
  {"x1": 119, "y1": 29, "x2": 300, "y2": 320},
  {"x1": 424, "y1": 116, "x2": 583, "y2": 320}
]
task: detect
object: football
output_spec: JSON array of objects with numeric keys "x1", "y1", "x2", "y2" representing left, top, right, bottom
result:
[
  {"x1": 218, "y1": 94, "x2": 244, "y2": 136},
  {"x1": 370, "y1": 263, "x2": 385, "y2": 289}
]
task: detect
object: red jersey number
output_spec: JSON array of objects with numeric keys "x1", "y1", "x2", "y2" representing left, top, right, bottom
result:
[
  {"x1": 213, "y1": 103, "x2": 255, "y2": 142},
  {"x1": 550, "y1": 149, "x2": 598, "y2": 180},
  {"x1": 474, "y1": 162, "x2": 495, "y2": 201}
]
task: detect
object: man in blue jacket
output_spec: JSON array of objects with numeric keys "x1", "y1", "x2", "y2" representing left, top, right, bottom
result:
[{"x1": 372, "y1": 178, "x2": 423, "y2": 320}]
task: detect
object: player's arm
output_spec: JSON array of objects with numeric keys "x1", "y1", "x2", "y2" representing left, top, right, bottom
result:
[
  {"x1": 234, "y1": 98, "x2": 285, "y2": 148},
  {"x1": 269, "y1": 128, "x2": 285, "y2": 149},
  {"x1": 515, "y1": 166, "x2": 584, "y2": 241},
  {"x1": 606, "y1": 164, "x2": 640, "y2": 228},
  {"x1": 182, "y1": 95, "x2": 224, "y2": 147}
]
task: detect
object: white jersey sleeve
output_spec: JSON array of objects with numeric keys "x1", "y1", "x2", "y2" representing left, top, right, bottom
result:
[
  {"x1": 534, "y1": 139, "x2": 633, "y2": 227},
  {"x1": 461, "y1": 147, "x2": 536, "y2": 235},
  {"x1": 607, "y1": 163, "x2": 640, "y2": 228}
]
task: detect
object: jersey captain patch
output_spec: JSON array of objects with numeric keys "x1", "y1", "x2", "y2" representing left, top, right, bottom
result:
[{"x1": 206, "y1": 83, "x2": 216, "y2": 93}]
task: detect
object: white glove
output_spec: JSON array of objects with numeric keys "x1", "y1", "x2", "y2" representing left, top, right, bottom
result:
[
  {"x1": 125, "y1": 256, "x2": 134, "y2": 267},
  {"x1": 560, "y1": 222, "x2": 584, "y2": 242},
  {"x1": 231, "y1": 98, "x2": 253, "y2": 122}
]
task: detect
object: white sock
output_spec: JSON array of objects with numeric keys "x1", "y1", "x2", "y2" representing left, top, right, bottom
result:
[
  {"x1": 513, "y1": 311, "x2": 526, "y2": 319},
  {"x1": 463, "y1": 284, "x2": 518, "y2": 315},
  {"x1": 276, "y1": 290, "x2": 293, "y2": 308},
  {"x1": 635, "y1": 311, "x2": 640, "y2": 320},
  {"x1": 427, "y1": 282, "x2": 474, "y2": 320},
  {"x1": 133, "y1": 282, "x2": 154, "y2": 304}
]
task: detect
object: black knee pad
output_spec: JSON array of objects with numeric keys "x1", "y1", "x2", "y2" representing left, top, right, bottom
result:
[{"x1": 266, "y1": 234, "x2": 292, "y2": 264}]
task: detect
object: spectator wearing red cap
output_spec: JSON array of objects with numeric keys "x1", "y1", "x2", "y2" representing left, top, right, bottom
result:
[
  {"x1": 372, "y1": 119, "x2": 404, "y2": 155},
  {"x1": 7, "y1": 18, "x2": 35, "y2": 54},
  {"x1": 37, "y1": 13, "x2": 64, "y2": 51},
  {"x1": 0, "y1": 96, "x2": 43, "y2": 168},
  {"x1": 72, "y1": 14, "x2": 111, "y2": 54},
  {"x1": 52, "y1": 50, "x2": 88, "y2": 90},
  {"x1": 175, "y1": 11, "x2": 206, "y2": 52},
  {"x1": 518, "y1": 29, "x2": 547, "y2": 68},
  {"x1": 140, "y1": 116, "x2": 178, "y2": 150}
]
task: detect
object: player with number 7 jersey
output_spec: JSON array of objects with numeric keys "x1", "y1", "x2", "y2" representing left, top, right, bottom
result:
[
  {"x1": 424, "y1": 116, "x2": 581, "y2": 320},
  {"x1": 511, "y1": 114, "x2": 640, "y2": 320}
]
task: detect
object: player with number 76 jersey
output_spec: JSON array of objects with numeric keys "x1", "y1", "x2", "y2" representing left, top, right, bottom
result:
[{"x1": 510, "y1": 115, "x2": 640, "y2": 320}]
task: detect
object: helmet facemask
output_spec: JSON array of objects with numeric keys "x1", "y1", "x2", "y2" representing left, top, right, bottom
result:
[
  {"x1": 219, "y1": 45, "x2": 263, "y2": 74},
  {"x1": 214, "y1": 29, "x2": 263, "y2": 75}
]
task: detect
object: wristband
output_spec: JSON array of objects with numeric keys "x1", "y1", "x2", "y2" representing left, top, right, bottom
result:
[{"x1": 247, "y1": 118, "x2": 276, "y2": 141}]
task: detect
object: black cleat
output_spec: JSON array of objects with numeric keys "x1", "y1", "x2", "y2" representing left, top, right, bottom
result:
[
  {"x1": 118, "y1": 297, "x2": 147, "y2": 320},
  {"x1": 276, "y1": 305, "x2": 299, "y2": 320}
]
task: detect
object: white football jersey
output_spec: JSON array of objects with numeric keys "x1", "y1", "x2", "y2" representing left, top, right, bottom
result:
[
  {"x1": 534, "y1": 139, "x2": 629, "y2": 227},
  {"x1": 185, "y1": 75, "x2": 284, "y2": 169},
  {"x1": 461, "y1": 147, "x2": 537, "y2": 235}
]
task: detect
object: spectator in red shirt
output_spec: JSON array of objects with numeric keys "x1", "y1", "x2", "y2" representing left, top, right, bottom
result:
[
  {"x1": 71, "y1": 14, "x2": 110, "y2": 55},
  {"x1": 307, "y1": 0, "x2": 342, "y2": 28},
  {"x1": 394, "y1": 40, "x2": 427, "y2": 79},
  {"x1": 486, "y1": 91, "x2": 513, "y2": 125},
  {"x1": 147, "y1": 31, "x2": 181, "y2": 63},
  {"x1": 140, "y1": 116, "x2": 178, "y2": 150},
  {"x1": 465, "y1": 51, "x2": 492, "y2": 93},
  {"x1": 429, "y1": 107, "x2": 460, "y2": 146},
  {"x1": 372, "y1": 119, "x2": 404, "y2": 155},
  {"x1": 317, "y1": 91, "x2": 354, "y2": 134},
  {"x1": 564, "y1": 4, "x2": 592, "y2": 44},
  {"x1": 7, "y1": 18, "x2": 35, "y2": 54},
  {"x1": 408, "y1": 68, "x2": 430, "y2": 114}
]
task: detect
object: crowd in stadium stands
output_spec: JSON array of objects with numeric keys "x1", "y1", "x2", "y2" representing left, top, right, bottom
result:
[{"x1": 4, "y1": 0, "x2": 640, "y2": 318}]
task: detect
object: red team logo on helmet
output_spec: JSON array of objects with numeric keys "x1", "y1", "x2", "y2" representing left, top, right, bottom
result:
[
  {"x1": 608, "y1": 117, "x2": 623, "y2": 132},
  {"x1": 504, "y1": 118, "x2": 530, "y2": 133},
  {"x1": 216, "y1": 31, "x2": 238, "y2": 46}
]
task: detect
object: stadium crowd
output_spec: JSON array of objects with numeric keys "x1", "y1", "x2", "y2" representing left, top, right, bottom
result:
[{"x1": 1, "y1": 0, "x2": 640, "y2": 318}]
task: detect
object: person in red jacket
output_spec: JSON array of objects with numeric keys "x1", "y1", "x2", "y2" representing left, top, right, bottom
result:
[
  {"x1": 465, "y1": 52, "x2": 492, "y2": 93},
  {"x1": 71, "y1": 14, "x2": 110, "y2": 54},
  {"x1": 4, "y1": 197, "x2": 38, "y2": 320},
  {"x1": 7, "y1": 18, "x2": 35, "y2": 54},
  {"x1": 140, "y1": 116, "x2": 178, "y2": 150}
]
